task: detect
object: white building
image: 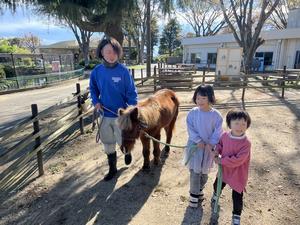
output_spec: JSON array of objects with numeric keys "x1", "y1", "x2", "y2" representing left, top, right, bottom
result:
[{"x1": 182, "y1": 9, "x2": 300, "y2": 71}]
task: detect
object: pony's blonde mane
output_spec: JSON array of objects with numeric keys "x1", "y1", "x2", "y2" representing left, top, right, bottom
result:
[
  {"x1": 117, "y1": 97, "x2": 161, "y2": 130},
  {"x1": 117, "y1": 106, "x2": 135, "y2": 130}
]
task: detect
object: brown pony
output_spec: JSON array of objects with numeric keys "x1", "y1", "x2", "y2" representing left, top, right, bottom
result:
[{"x1": 117, "y1": 89, "x2": 179, "y2": 170}]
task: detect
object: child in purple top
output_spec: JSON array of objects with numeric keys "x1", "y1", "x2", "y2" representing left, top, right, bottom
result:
[
  {"x1": 184, "y1": 85, "x2": 223, "y2": 208},
  {"x1": 212, "y1": 109, "x2": 251, "y2": 225}
]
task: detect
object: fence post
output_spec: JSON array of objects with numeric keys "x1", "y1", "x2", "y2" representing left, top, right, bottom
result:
[
  {"x1": 154, "y1": 66, "x2": 157, "y2": 91},
  {"x1": 281, "y1": 66, "x2": 286, "y2": 98},
  {"x1": 76, "y1": 83, "x2": 85, "y2": 134},
  {"x1": 132, "y1": 69, "x2": 135, "y2": 79},
  {"x1": 141, "y1": 68, "x2": 144, "y2": 86},
  {"x1": 31, "y1": 104, "x2": 44, "y2": 177},
  {"x1": 10, "y1": 53, "x2": 19, "y2": 89},
  {"x1": 41, "y1": 54, "x2": 47, "y2": 84},
  {"x1": 202, "y1": 67, "x2": 206, "y2": 84},
  {"x1": 59, "y1": 55, "x2": 63, "y2": 72},
  {"x1": 241, "y1": 72, "x2": 247, "y2": 103}
]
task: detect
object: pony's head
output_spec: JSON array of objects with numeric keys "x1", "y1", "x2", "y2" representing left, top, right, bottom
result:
[{"x1": 117, "y1": 106, "x2": 147, "y2": 154}]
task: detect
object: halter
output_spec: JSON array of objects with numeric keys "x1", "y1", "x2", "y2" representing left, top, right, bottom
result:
[{"x1": 121, "y1": 122, "x2": 145, "y2": 141}]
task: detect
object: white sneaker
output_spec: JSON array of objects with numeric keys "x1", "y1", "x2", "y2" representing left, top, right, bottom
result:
[{"x1": 232, "y1": 214, "x2": 241, "y2": 225}]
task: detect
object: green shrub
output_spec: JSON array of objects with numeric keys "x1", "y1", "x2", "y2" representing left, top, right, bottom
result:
[
  {"x1": 3, "y1": 65, "x2": 15, "y2": 78},
  {"x1": 22, "y1": 58, "x2": 33, "y2": 66},
  {"x1": 0, "y1": 65, "x2": 6, "y2": 79}
]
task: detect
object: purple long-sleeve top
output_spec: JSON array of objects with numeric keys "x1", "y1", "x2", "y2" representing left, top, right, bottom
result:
[{"x1": 185, "y1": 107, "x2": 223, "y2": 174}]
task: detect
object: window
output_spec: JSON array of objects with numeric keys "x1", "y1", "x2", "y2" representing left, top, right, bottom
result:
[
  {"x1": 264, "y1": 52, "x2": 273, "y2": 66},
  {"x1": 191, "y1": 53, "x2": 201, "y2": 63},
  {"x1": 255, "y1": 52, "x2": 264, "y2": 57},
  {"x1": 295, "y1": 51, "x2": 300, "y2": 69},
  {"x1": 207, "y1": 53, "x2": 217, "y2": 64}
]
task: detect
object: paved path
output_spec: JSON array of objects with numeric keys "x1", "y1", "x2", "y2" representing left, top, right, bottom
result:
[{"x1": 0, "y1": 78, "x2": 90, "y2": 131}]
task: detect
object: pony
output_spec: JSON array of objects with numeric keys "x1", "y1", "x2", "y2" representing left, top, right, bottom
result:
[{"x1": 117, "y1": 89, "x2": 179, "y2": 170}]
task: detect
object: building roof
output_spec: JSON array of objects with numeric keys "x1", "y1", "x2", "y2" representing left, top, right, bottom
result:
[{"x1": 182, "y1": 28, "x2": 300, "y2": 46}]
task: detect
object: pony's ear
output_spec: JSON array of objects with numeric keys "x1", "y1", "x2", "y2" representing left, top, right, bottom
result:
[
  {"x1": 130, "y1": 107, "x2": 139, "y2": 121},
  {"x1": 118, "y1": 108, "x2": 125, "y2": 116}
]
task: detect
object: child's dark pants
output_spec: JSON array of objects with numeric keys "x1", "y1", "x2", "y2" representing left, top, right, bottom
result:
[{"x1": 213, "y1": 177, "x2": 243, "y2": 215}]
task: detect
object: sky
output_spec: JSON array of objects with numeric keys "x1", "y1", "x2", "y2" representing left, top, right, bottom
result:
[
  {"x1": 0, "y1": 6, "x2": 102, "y2": 45},
  {"x1": 0, "y1": 5, "x2": 192, "y2": 51}
]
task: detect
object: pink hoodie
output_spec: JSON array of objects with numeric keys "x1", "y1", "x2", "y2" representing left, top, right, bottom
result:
[{"x1": 216, "y1": 132, "x2": 251, "y2": 193}]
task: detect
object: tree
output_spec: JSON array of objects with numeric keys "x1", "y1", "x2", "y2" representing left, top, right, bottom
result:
[
  {"x1": 0, "y1": 39, "x2": 30, "y2": 53},
  {"x1": 21, "y1": 33, "x2": 41, "y2": 53},
  {"x1": 267, "y1": 0, "x2": 300, "y2": 29},
  {"x1": 159, "y1": 18, "x2": 181, "y2": 56},
  {"x1": 219, "y1": 0, "x2": 280, "y2": 73},
  {"x1": 123, "y1": 0, "x2": 160, "y2": 64},
  {"x1": 1, "y1": 0, "x2": 134, "y2": 44},
  {"x1": 177, "y1": 0, "x2": 228, "y2": 37},
  {"x1": 150, "y1": 16, "x2": 159, "y2": 62}
]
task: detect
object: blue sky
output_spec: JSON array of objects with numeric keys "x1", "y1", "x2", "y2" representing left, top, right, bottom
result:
[
  {"x1": 0, "y1": 6, "x2": 102, "y2": 45},
  {"x1": 0, "y1": 6, "x2": 192, "y2": 47}
]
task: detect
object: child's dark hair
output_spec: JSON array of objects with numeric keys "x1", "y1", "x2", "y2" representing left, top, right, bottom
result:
[
  {"x1": 226, "y1": 109, "x2": 251, "y2": 128},
  {"x1": 96, "y1": 36, "x2": 123, "y2": 59},
  {"x1": 192, "y1": 85, "x2": 216, "y2": 104}
]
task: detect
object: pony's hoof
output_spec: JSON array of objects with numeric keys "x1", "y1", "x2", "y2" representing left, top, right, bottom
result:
[
  {"x1": 163, "y1": 146, "x2": 170, "y2": 157},
  {"x1": 125, "y1": 154, "x2": 132, "y2": 165},
  {"x1": 142, "y1": 164, "x2": 150, "y2": 172},
  {"x1": 153, "y1": 158, "x2": 161, "y2": 165}
]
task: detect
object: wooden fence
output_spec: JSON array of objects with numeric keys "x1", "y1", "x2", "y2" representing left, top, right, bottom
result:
[
  {"x1": 135, "y1": 65, "x2": 300, "y2": 100},
  {"x1": 1, "y1": 64, "x2": 299, "y2": 192},
  {"x1": 0, "y1": 83, "x2": 93, "y2": 192}
]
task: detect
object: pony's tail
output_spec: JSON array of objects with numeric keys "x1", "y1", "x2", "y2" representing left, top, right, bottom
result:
[
  {"x1": 171, "y1": 94, "x2": 180, "y2": 114},
  {"x1": 170, "y1": 94, "x2": 180, "y2": 132}
]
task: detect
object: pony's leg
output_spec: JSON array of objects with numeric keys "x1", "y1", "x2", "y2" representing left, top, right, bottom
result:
[
  {"x1": 141, "y1": 135, "x2": 151, "y2": 170},
  {"x1": 164, "y1": 112, "x2": 178, "y2": 155},
  {"x1": 152, "y1": 132, "x2": 161, "y2": 165}
]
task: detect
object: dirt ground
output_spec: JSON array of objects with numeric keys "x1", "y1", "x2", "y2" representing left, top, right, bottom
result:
[{"x1": 0, "y1": 87, "x2": 300, "y2": 225}]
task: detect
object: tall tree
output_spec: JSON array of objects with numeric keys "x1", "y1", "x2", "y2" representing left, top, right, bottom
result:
[
  {"x1": 267, "y1": 0, "x2": 300, "y2": 29},
  {"x1": 219, "y1": 0, "x2": 280, "y2": 73},
  {"x1": 1, "y1": 0, "x2": 134, "y2": 44},
  {"x1": 21, "y1": 33, "x2": 41, "y2": 53},
  {"x1": 178, "y1": 0, "x2": 228, "y2": 37},
  {"x1": 159, "y1": 18, "x2": 181, "y2": 56},
  {"x1": 150, "y1": 16, "x2": 159, "y2": 62}
]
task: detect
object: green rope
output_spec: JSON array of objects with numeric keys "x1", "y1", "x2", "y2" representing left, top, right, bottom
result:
[
  {"x1": 142, "y1": 131, "x2": 198, "y2": 165},
  {"x1": 214, "y1": 162, "x2": 223, "y2": 214}
]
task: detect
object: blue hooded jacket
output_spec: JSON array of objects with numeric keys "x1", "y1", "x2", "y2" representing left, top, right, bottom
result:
[{"x1": 89, "y1": 63, "x2": 138, "y2": 117}]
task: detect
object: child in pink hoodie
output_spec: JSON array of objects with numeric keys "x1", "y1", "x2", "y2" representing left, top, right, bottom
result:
[{"x1": 212, "y1": 109, "x2": 251, "y2": 225}]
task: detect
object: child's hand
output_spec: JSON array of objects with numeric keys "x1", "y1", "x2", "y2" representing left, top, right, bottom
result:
[
  {"x1": 95, "y1": 103, "x2": 103, "y2": 112},
  {"x1": 197, "y1": 142, "x2": 205, "y2": 149},
  {"x1": 214, "y1": 155, "x2": 220, "y2": 164},
  {"x1": 205, "y1": 143, "x2": 213, "y2": 152}
]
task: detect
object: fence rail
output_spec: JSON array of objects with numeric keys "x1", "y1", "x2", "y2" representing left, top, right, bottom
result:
[
  {"x1": 1, "y1": 64, "x2": 299, "y2": 192},
  {"x1": 0, "y1": 68, "x2": 84, "y2": 91},
  {"x1": 0, "y1": 83, "x2": 92, "y2": 192}
]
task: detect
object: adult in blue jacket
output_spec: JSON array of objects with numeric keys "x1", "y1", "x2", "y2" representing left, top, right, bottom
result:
[{"x1": 89, "y1": 37, "x2": 138, "y2": 181}]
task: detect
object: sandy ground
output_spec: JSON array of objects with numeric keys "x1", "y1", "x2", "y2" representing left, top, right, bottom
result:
[{"x1": 0, "y1": 87, "x2": 300, "y2": 225}]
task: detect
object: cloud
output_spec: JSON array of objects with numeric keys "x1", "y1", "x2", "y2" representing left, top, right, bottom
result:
[{"x1": 0, "y1": 20, "x2": 61, "y2": 32}]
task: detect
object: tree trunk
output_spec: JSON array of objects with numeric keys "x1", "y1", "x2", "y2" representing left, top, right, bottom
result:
[
  {"x1": 140, "y1": 37, "x2": 145, "y2": 64},
  {"x1": 82, "y1": 42, "x2": 90, "y2": 67},
  {"x1": 128, "y1": 36, "x2": 132, "y2": 62},
  {"x1": 146, "y1": 0, "x2": 151, "y2": 77}
]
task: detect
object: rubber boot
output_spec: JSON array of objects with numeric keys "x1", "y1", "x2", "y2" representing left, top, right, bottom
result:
[{"x1": 104, "y1": 152, "x2": 117, "y2": 181}]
